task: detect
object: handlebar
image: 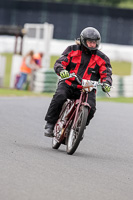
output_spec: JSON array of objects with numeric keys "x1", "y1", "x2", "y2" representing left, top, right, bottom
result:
[
  {"x1": 59, "y1": 73, "x2": 102, "y2": 87},
  {"x1": 59, "y1": 73, "x2": 112, "y2": 97}
]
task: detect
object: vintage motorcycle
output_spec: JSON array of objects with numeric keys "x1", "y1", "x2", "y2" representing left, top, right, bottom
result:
[{"x1": 52, "y1": 74, "x2": 109, "y2": 155}]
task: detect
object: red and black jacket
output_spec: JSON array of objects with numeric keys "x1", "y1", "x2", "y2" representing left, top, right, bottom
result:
[{"x1": 54, "y1": 44, "x2": 112, "y2": 89}]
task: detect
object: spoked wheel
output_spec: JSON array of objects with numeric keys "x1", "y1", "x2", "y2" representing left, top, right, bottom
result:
[
  {"x1": 52, "y1": 101, "x2": 70, "y2": 150},
  {"x1": 67, "y1": 106, "x2": 88, "y2": 155}
]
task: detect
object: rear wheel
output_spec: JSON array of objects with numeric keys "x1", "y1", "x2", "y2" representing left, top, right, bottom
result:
[
  {"x1": 52, "y1": 101, "x2": 70, "y2": 150},
  {"x1": 67, "y1": 106, "x2": 88, "y2": 155}
]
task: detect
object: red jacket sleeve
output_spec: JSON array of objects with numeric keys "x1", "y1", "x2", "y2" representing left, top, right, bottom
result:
[
  {"x1": 99, "y1": 55, "x2": 112, "y2": 86},
  {"x1": 54, "y1": 46, "x2": 72, "y2": 75}
]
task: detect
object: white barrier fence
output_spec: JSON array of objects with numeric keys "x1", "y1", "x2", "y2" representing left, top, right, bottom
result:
[
  {"x1": 10, "y1": 55, "x2": 22, "y2": 88},
  {"x1": 0, "y1": 55, "x2": 6, "y2": 87},
  {"x1": 23, "y1": 23, "x2": 54, "y2": 69},
  {"x1": 1, "y1": 36, "x2": 133, "y2": 62}
]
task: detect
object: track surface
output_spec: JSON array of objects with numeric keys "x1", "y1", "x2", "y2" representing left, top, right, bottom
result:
[{"x1": 0, "y1": 97, "x2": 133, "y2": 200}]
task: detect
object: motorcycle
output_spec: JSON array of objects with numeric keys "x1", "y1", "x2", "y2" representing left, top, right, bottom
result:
[{"x1": 52, "y1": 74, "x2": 109, "y2": 155}]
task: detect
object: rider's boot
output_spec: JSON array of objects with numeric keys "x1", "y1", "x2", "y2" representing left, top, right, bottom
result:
[{"x1": 44, "y1": 122, "x2": 54, "y2": 137}]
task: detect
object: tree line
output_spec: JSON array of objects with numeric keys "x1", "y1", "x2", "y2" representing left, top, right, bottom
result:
[
  {"x1": 8, "y1": 0, "x2": 131, "y2": 8},
  {"x1": 38, "y1": 0, "x2": 125, "y2": 7}
]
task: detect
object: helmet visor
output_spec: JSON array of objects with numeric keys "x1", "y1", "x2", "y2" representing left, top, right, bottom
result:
[{"x1": 85, "y1": 39, "x2": 100, "y2": 50}]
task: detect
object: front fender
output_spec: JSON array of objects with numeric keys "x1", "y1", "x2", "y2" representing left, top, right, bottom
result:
[{"x1": 82, "y1": 102, "x2": 91, "y2": 109}]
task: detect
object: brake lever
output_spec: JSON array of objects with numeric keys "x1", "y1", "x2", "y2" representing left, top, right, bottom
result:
[{"x1": 106, "y1": 92, "x2": 111, "y2": 97}]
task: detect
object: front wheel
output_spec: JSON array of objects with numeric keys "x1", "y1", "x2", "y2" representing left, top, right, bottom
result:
[
  {"x1": 67, "y1": 106, "x2": 88, "y2": 155},
  {"x1": 52, "y1": 137, "x2": 61, "y2": 149}
]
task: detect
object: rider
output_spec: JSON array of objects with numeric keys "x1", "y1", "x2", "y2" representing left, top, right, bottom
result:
[{"x1": 44, "y1": 27, "x2": 112, "y2": 137}]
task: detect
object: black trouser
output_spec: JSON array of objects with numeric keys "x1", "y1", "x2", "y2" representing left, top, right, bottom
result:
[{"x1": 45, "y1": 82, "x2": 96, "y2": 125}]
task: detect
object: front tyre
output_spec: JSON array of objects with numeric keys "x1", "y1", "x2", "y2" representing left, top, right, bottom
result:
[
  {"x1": 52, "y1": 137, "x2": 61, "y2": 149},
  {"x1": 67, "y1": 106, "x2": 88, "y2": 155}
]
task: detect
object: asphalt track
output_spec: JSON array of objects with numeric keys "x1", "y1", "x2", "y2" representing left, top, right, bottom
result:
[{"x1": 0, "y1": 97, "x2": 133, "y2": 200}]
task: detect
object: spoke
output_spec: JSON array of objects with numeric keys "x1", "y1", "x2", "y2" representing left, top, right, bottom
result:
[{"x1": 67, "y1": 106, "x2": 88, "y2": 155}]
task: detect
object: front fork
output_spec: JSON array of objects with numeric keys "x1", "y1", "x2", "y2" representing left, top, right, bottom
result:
[
  {"x1": 60, "y1": 91, "x2": 91, "y2": 137},
  {"x1": 72, "y1": 92, "x2": 91, "y2": 130}
]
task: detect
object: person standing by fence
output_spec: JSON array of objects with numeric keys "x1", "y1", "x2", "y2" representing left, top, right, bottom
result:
[
  {"x1": 33, "y1": 52, "x2": 43, "y2": 68},
  {"x1": 16, "y1": 50, "x2": 38, "y2": 90}
]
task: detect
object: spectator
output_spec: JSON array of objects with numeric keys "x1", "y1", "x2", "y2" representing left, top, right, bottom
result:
[
  {"x1": 16, "y1": 50, "x2": 38, "y2": 90},
  {"x1": 33, "y1": 52, "x2": 44, "y2": 68}
]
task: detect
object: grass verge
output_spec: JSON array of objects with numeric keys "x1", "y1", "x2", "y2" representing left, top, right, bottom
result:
[
  {"x1": 111, "y1": 61, "x2": 131, "y2": 76},
  {"x1": 0, "y1": 88, "x2": 53, "y2": 97},
  {"x1": 1, "y1": 53, "x2": 132, "y2": 88},
  {"x1": 0, "y1": 88, "x2": 133, "y2": 103},
  {"x1": 97, "y1": 97, "x2": 133, "y2": 103}
]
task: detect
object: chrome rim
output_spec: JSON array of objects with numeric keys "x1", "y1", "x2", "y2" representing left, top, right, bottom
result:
[{"x1": 67, "y1": 110, "x2": 83, "y2": 151}]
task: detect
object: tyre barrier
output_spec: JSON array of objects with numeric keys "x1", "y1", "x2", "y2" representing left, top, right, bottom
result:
[
  {"x1": 33, "y1": 69, "x2": 59, "y2": 93},
  {"x1": 105, "y1": 75, "x2": 133, "y2": 97},
  {"x1": 93, "y1": 75, "x2": 133, "y2": 98}
]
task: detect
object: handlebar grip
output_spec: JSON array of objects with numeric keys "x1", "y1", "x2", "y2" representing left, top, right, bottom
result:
[{"x1": 59, "y1": 73, "x2": 82, "y2": 84}]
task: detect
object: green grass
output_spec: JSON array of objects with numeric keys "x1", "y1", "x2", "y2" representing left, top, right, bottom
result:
[
  {"x1": 2, "y1": 53, "x2": 13, "y2": 87},
  {"x1": 0, "y1": 88, "x2": 53, "y2": 97},
  {"x1": 1, "y1": 53, "x2": 132, "y2": 88},
  {"x1": 50, "y1": 55, "x2": 60, "y2": 68},
  {"x1": 118, "y1": 1, "x2": 133, "y2": 9},
  {"x1": 111, "y1": 61, "x2": 131, "y2": 76},
  {"x1": 50, "y1": 56, "x2": 132, "y2": 76},
  {"x1": 0, "y1": 88, "x2": 132, "y2": 103},
  {"x1": 51, "y1": 57, "x2": 132, "y2": 76},
  {"x1": 97, "y1": 97, "x2": 133, "y2": 103},
  {"x1": 2, "y1": 54, "x2": 60, "y2": 87},
  {"x1": 0, "y1": 53, "x2": 133, "y2": 103}
]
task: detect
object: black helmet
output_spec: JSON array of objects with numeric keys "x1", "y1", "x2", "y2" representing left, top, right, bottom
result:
[{"x1": 80, "y1": 27, "x2": 101, "y2": 51}]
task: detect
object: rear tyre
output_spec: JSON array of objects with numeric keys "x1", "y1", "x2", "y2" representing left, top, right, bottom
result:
[
  {"x1": 52, "y1": 101, "x2": 70, "y2": 150},
  {"x1": 67, "y1": 106, "x2": 88, "y2": 155}
]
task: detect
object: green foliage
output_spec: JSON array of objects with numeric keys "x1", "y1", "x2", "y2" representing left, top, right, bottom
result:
[
  {"x1": 118, "y1": 0, "x2": 133, "y2": 9},
  {"x1": 78, "y1": 0, "x2": 122, "y2": 6},
  {"x1": 12, "y1": 0, "x2": 133, "y2": 9},
  {"x1": 40, "y1": 0, "x2": 125, "y2": 7}
]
